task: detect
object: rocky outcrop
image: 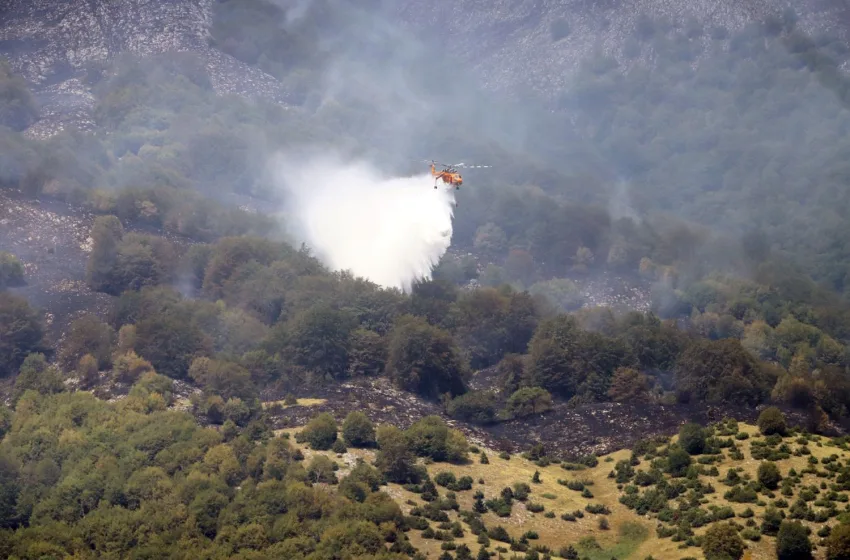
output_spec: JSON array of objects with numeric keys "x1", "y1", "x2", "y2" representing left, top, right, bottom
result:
[{"x1": 0, "y1": 0, "x2": 288, "y2": 137}]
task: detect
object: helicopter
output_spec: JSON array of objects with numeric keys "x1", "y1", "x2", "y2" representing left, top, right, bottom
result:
[{"x1": 426, "y1": 160, "x2": 492, "y2": 190}]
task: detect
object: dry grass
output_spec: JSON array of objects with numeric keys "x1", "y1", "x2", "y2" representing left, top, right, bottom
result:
[
  {"x1": 262, "y1": 397, "x2": 326, "y2": 409},
  {"x1": 284, "y1": 422, "x2": 849, "y2": 560}
]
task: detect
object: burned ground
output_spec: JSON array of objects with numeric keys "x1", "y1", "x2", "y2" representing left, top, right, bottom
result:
[{"x1": 264, "y1": 375, "x2": 835, "y2": 460}]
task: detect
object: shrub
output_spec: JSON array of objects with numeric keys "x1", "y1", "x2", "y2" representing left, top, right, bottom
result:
[
  {"x1": 702, "y1": 522, "x2": 745, "y2": 560},
  {"x1": 435, "y1": 472, "x2": 457, "y2": 487},
  {"x1": 299, "y1": 413, "x2": 338, "y2": 450},
  {"x1": 758, "y1": 461, "x2": 782, "y2": 490},
  {"x1": 826, "y1": 523, "x2": 850, "y2": 560},
  {"x1": 342, "y1": 411, "x2": 376, "y2": 447},
  {"x1": 679, "y1": 423, "x2": 707, "y2": 455},
  {"x1": 758, "y1": 407, "x2": 787, "y2": 436},
  {"x1": 331, "y1": 438, "x2": 347, "y2": 454},
  {"x1": 776, "y1": 520, "x2": 812, "y2": 560},
  {"x1": 447, "y1": 390, "x2": 498, "y2": 424}
]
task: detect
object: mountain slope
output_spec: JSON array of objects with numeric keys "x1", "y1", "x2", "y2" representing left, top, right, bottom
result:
[
  {"x1": 0, "y1": 0, "x2": 288, "y2": 137},
  {"x1": 391, "y1": 0, "x2": 850, "y2": 100}
]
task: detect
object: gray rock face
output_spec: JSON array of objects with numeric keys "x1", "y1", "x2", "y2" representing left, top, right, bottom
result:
[
  {"x1": 0, "y1": 0, "x2": 287, "y2": 137},
  {"x1": 1, "y1": 0, "x2": 849, "y2": 135}
]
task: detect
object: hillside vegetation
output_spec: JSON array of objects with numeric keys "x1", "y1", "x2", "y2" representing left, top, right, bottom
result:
[{"x1": 3, "y1": 390, "x2": 850, "y2": 560}]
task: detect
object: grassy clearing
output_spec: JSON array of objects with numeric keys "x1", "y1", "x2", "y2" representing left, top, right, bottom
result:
[
  {"x1": 286, "y1": 421, "x2": 850, "y2": 560},
  {"x1": 262, "y1": 397, "x2": 326, "y2": 409}
]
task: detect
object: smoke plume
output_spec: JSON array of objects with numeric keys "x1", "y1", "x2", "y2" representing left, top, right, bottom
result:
[{"x1": 271, "y1": 153, "x2": 455, "y2": 292}]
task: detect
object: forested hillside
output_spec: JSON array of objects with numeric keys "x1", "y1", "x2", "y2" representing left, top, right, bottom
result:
[{"x1": 4, "y1": 1, "x2": 850, "y2": 558}]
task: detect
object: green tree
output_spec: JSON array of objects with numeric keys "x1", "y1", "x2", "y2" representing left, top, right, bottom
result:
[
  {"x1": 386, "y1": 315, "x2": 469, "y2": 399},
  {"x1": 607, "y1": 367, "x2": 652, "y2": 403},
  {"x1": 758, "y1": 406, "x2": 788, "y2": 436},
  {"x1": 758, "y1": 461, "x2": 782, "y2": 490},
  {"x1": 447, "y1": 391, "x2": 497, "y2": 424},
  {"x1": 678, "y1": 423, "x2": 707, "y2": 455},
  {"x1": 375, "y1": 425, "x2": 418, "y2": 483},
  {"x1": 827, "y1": 523, "x2": 850, "y2": 560},
  {"x1": 299, "y1": 412, "x2": 338, "y2": 450},
  {"x1": 702, "y1": 522, "x2": 745, "y2": 560},
  {"x1": 59, "y1": 314, "x2": 116, "y2": 371},
  {"x1": 342, "y1": 411, "x2": 376, "y2": 448},
  {"x1": 347, "y1": 328, "x2": 386, "y2": 377},
  {"x1": 675, "y1": 338, "x2": 770, "y2": 405},
  {"x1": 86, "y1": 215, "x2": 124, "y2": 293},
  {"x1": 282, "y1": 305, "x2": 356, "y2": 380},
  {"x1": 0, "y1": 292, "x2": 46, "y2": 377},
  {"x1": 776, "y1": 520, "x2": 812, "y2": 560},
  {"x1": 12, "y1": 353, "x2": 64, "y2": 403},
  {"x1": 504, "y1": 387, "x2": 553, "y2": 418},
  {"x1": 0, "y1": 252, "x2": 25, "y2": 289},
  {"x1": 667, "y1": 448, "x2": 692, "y2": 478}
]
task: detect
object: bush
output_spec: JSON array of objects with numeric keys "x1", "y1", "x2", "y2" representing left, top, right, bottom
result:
[
  {"x1": 702, "y1": 522, "x2": 745, "y2": 560},
  {"x1": 678, "y1": 423, "x2": 707, "y2": 455},
  {"x1": 299, "y1": 412, "x2": 338, "y2": 450},
  {"x1": 435, "y1": 472, "x2": 457, "y2": 487},
  {"x1": 826, "y1": 523, "x2": 850, "y2": 560},
  {"x1": 776, "y1": 520, "x2": 812, "y2": 560},
  {"x1": 0, "y1": 252, "x2": 25, "y2": 288},
  {"x1": 331, "y1": 438, "x2": 347, "y2": 454},
  {"x1": 447, "y1": 390, "x2": 498, "y2": 424},
  {"x1": 758, "y1": 461, "x2": 782, "y2": 490},
  {"x1": 758, "y1": 407, "x2": 787, "y2": 436},
  {"x1": 342, "y1": 411, "x2": 376, "y2": 447},
  {"x1": 667, "y1": 448, "x2": 692, "y2": 477}
]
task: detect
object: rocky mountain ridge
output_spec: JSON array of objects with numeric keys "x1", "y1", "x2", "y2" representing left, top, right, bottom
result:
[
  {"x1": 0, "y1": 0, "x2": 288, "y2": 137},
  {"x1": 2, "y1": 0, "x2": 850, "y2": 136}
]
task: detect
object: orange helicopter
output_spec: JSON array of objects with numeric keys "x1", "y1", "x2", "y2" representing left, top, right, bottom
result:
[{"x1": 427, "y1": 160, "x2": 491, "y2": 190}]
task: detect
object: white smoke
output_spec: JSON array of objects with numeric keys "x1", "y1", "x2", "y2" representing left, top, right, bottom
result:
[{"x1": 271, "y1": 153, "x2": 455, "y2": 292}]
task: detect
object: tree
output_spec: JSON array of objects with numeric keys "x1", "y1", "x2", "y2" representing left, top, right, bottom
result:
[
  {"x1": 282, "y1": 305, "x2": 356, "y2": 380},
  {"x1": 188, "y1": 357, "x2": 256, "y2": 402},
  {"x1": 347, "y1": 329, "x2": 386, "y2": 377},
  {"x1": 702, "y1": 522, "x2": 745, "y2": 560},
  {"x1": 447, "y1": 391, "x2": 497, "y2": 424},
  {"x1": 385, "y1": 315, "x2": 469, "y2": 400},
  {"x1": 60, "y1": 314, "x2": 116, "y2": 371},
  {"x1": 498, "y1": 353, "x2": 525, "y2": 395},
  {"x1": 761, "y1": 505, "x2": 783, "y2": 536},
  {"x1": 678, "y1": 423, "x2": 707, "y2": 455},
  {"x1": 827, "y1": 523, "x2": 850, "y2": 560},
  {"x1": 0, "y1": 292, "x2": 47, "y2": 377},
  {"x1": 86, "y1": 215, "x2": 124, "y2": 293},
  {"x1": 528, "y1": 278, "x2": 585, "y2": 311},
  {"x1": 674, "y1": 338, "x2": 771, "y2": 405},
  {"x1": 76, "y1": 354, "x2": 100, "y2": 387},
  {"x1": 758, "y1": 406, "x2": 788, "y2": 436},
  {"x1": 667, "y1": 448, "x2": 692, "y2": 477},
  {"x1": 134, "y1": 304, "x2": 210, "y2": 379},
  {"x1": 12, "y1": 353, "x2": 64, "y2": 404},
  {"x1": 608, "y1": 367, "x2": 652, "y2": 403},
  {"x1": 405, "y1": 416, "x2": 469, "y2": 463},
  {"x1": 473, "y1": 222, "x2": 507, "y2": 257},
  {"x1": 375, "y1": 425, "x2": 418, "y2": 483},
  {"x1": 758, "y1": 461, "x2": 782, "y2": 490},
  {"x1": 342, "y1": 411, "x2": 376, "y2": 448},
  {"x1": 299, "y1": 413, "x2": 338, "y2": 451},
  {"x1": 526, "y1": 314, "x2": 631, "y2": 400},
  {"x1": 776, "y1": 520, "x2": 812, "y2": 560},
  {"x1": 504, "y1": 387, "x2": 553, "y2": 418},
  {"x1": 0, "y1": 252, "x2": 25, "y2": 289}
]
